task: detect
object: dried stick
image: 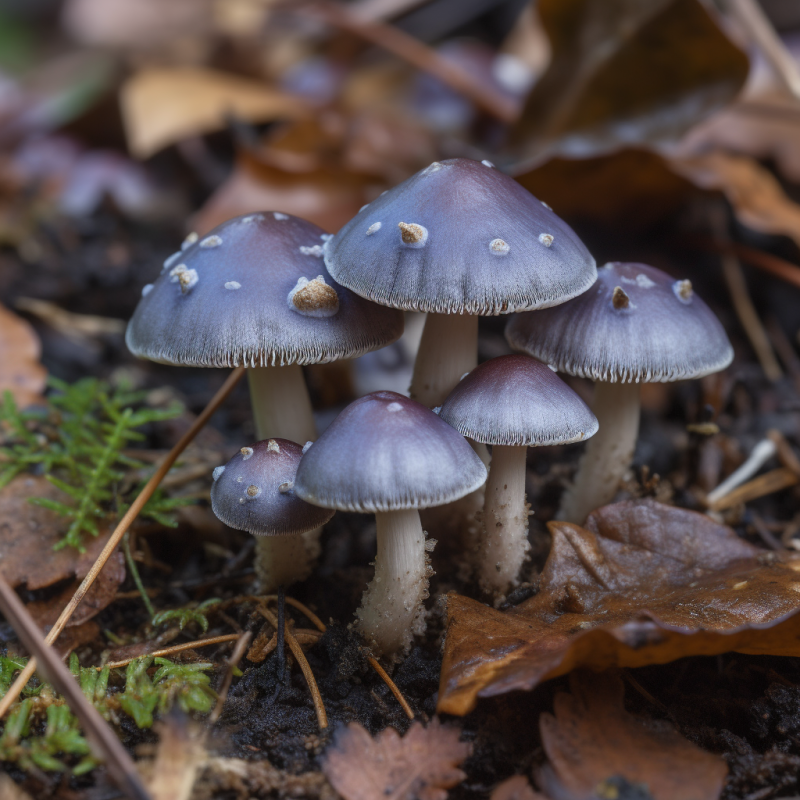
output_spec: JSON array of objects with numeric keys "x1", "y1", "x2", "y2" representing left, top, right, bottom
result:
[
  {"x1": 298, "y1": 0, "x2": 517, "y2": 123},
  {"x1": 0, "y1": 575, "x2": 152, "y2": 800},
  {"x1": 262, "y1": 595, "x2": 414, "y2": 719},
  {"x1": 257, "y1": 604, "x2": 328, "y2": 729},
  {"x1": 708, "y1": 467, "x2": 799, "y2": 511},
  {"x1": 706, "y1": 437, "x2": 777, "y2": 507},
  {"x1": 0, "y1": 367, "x2": 246, "y2": 720},
  {"x1": 102, "y1": 634, "x2": 241, "y2": 671}
]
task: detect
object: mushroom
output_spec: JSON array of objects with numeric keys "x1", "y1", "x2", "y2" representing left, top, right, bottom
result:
[
  {"x1": 438, "y1": 355, "x2": 598, "y2": 599},
  {"x1": 211, "y1": 439, "x2": 334, "y2": 587},
  {"x1": 506, "y1": 262, "x2": 733, "y2": 524},
  {"x1": 126, "y1": 213, "x2": 403, "y2": 589},
  {"x1": 293, "y1": 391, "x2": 487, "y2": 658},
  {"x1": 323, "y1": 158, "x2": 596, "y2": 408}
]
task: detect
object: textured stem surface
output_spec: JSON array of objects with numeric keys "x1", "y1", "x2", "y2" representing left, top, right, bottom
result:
[
  {"x1": 410, "y1": 313, "x2": 478, "y2": 408},
  {"x1": 558, "y1": 381, "x2": 641, "y2": 524},
  {"x1": 356, "y1": 510, "x2": 430, "y2": 658},
  {"x1": 480, "y1": 445, "x2": 529, "y2": 599},
  {"x1": 248, "y1": 364, "x2": 321, "y2": 591}
]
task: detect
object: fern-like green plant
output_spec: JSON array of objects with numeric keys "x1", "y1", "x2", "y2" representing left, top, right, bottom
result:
[
  {"x1": 152, "y1": 598, "x2": 221, "y2": 634},
  {"x1": 0, "y1": 378, "x2": 188, "y2": 551}
]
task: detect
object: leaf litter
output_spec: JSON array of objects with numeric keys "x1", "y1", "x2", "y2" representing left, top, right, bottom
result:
[{"x1": 440, "y1": 500, "x2": 800, "y2": 715}]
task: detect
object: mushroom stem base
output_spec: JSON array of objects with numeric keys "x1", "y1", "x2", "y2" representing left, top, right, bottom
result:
[
  {"x1": 356, "y1": 510, "x2": 431, "y2": 659},
  {"x1": 248, "y1": 364, "x2": 321, "y2": 589},
  {"x1": 558, "y1": 381, "x2": 641, "y2": 524},
  {"x1": 410, "y1": 313, "x2": 478, "y2": 408},
  {"x1": 479, "y1": 445, "x2": 530, "y2": 600}
]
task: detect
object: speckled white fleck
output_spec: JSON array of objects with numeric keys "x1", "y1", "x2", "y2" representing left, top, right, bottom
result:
[
  {"x1": 302, "y1": 441, "x2": 313, "y2": 454},
  {"x1": 490, "y1": 238, "x2": 510, "y2": 256},
  {"x1": 273, "y1": 212, "x2": 288, "y2": 220},
  {"x1": 142, "y1": 284, "x2": 154, "y2": 297},
  {"x1": 673, "y1": 279, "x2": 694, "y2": 304},
  {"x1": 163, "y1": 251, "x2": 182, "y2": 271},
  {"x1": 241, "y1": 446, "x2": 254, "y2": 460},
  {"x1": 279, "y1": 481, "x2": 293, "y2": 494},
  {"x1": 182, "y1": 232, "x2": 198, "y2": 250},
  {"x1": 169, "y1": 264, "x2": 187, "y2": 283},
  {"x1": 541, "y1": 201, "x2": 553, "y2": 211},
  {"x1": 320, "y1": 233, "x2": 332, "y2": 241},
  {"x1": 481, "y1": 160, "x2": 495, "y2": 168},
  {"x1": 245, "y1": 485, "x2": 261, "y2": 500},
  {"x1": 299, "y1": 245, "x2": 324, "y2": 257},
  {"x1": 538, "y1": 233, "x2": 554, "y2": 247},
  {"x1": 387, "y1": 402, "x2": 403, "y2": 412},
  {"x1": 200, "y1": 235, "x2": 223, "y2": 248},
  {"x1": 398, "y1": 222, "x2": 428, "y2": 248},
  {"x1": 224, "y1": 281, "x2": 241, "y2": 290},
  {"x1": 366, "y1": 222, "x2": 382, "y2": 236},
  {"x1": 178, "y1": 268, "x2": 198, "y2": 294},
  {"x1": 212, "y1": 466, "x2": 225, "y2": 481}
]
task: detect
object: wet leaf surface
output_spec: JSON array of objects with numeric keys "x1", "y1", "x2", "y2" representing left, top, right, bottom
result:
[
  {"x1": 537, "y1": 671, "x2": 727, "y2": 800},
  {"x1": 322, "y1": 719, "x2": 471, "y2": 800},
  {"x1": 508, "y1": 0, "x2": 749, "y2": 164},
  {"x1": 439, "y1": 500, "x2": 800, "y2": 715},
  {"x1": 0, "y1": 304, "x2": 46, "y2": 408}
]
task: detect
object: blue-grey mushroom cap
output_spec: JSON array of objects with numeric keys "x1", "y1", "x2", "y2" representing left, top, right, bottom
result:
[
  {"x1": 211, "y1": 438, "x2": 334, "y2": 536},
  {"x1": 506, "y1": 262, "x2": 734, "y2": 383},
  {"x1": 323, "y1": 158, "x2": 596, "y2": 315},
  {"x1": 294, "y1": 391, "x2": 487, "y2": 512},
  {"x1": 126, "y1": 212, "x2": 404, "y2": 368},
  {"x1": 438, "y1": 355, "x2": 598, "y2": 446}
]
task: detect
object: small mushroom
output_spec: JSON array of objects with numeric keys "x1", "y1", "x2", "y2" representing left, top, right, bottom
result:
[
  {"x1": 294, "y1": 391, "x2": 486, "y2": 659},
  {"x1": 324, "y1": 158, "x2": 596, "y2": 408},
  {"x1": 506, "y1": 262, "x2": 733, "y2": 523},
  {"x1": 439, "y1": 355, "x2": 597, "y2": 600},
  {"x1": 211, "y1": 439, "x2": 334, "y2": 588}
]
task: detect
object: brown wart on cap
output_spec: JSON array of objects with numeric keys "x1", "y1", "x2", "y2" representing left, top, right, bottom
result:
[
  {"x1": 506, "y1": 262, "x2": 733, "y2": 524},
  {"x1": 398, "y1": 222, "x2": 428, "y2": 247},
  {"x1": 287, "y1": 276, "x2": 340, "y2": 318}
]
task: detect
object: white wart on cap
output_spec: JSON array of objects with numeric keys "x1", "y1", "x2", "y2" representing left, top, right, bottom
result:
[
  {"x1": 211, "y1": 439, "x2": 333, "y2": 535},
  {"x1": 126, "y1": 213, "x2": 404, "y2": 368},
  {"x1": 506, "y1": 262, "x2": 733, "y2": 383},
  {"x1": 438, "y1": 355, "x2": 598, "y2": 446},
  {"x1": 324, "y1": 158, "x2": 596, "y2": 315},
  {"x1": 294, "y1": 391, "x2": 487, "y2": 512}
]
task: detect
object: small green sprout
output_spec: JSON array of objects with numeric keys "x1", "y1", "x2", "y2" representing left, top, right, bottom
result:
[{"x1": 152, "y1": 598, "x2": 221, "y2": 634}]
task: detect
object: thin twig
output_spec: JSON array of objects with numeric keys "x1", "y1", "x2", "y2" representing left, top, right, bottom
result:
[
  {"x1": 698, "y1": 239, "x2": 800, "y2": 291},
  {"x1": 297, "y1": 0, "x2": 517, "y2": 123},
  {"x1": 123, "y1": 531, "x2": 156, "y2": 621},
  {"x1": 0, "y1": 367, "x2": 246, "y2": 721},
  {"x1": 101, "y1": 634, "x2": 241, "y2": 670},
  {"x1": 366, "y1": 655, "x2": 414, "y2": 719},
  {"x1": 709, "y1": 467, "x2": 799, "y2": 511},
  {"x1": 257, "y1": 604, "x2": 328, "y2": 729},
  {"x1": 706, "y1": 438, "x2": 778, "y2": 507},
  {"x1": 277, "y1": 586, "x2": 286, "y2": 683},
  {"x1": 208, "y1": 631, "x2": 252, "y2": 726},
  {"x1": 0, "y1": 575, "x2": 152, "y2": 800}
]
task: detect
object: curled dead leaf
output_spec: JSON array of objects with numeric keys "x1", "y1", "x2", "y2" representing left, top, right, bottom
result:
[
  {"x1": 0, "y1": 303, "x2": 47, "y2": 408},
  {"x1": 439, "y1": 500, "x2": 800, "y2": 715},
  {"x1": 538, "y1": 671, "x2": 727, "y2": 800},
  {"x1": 508, "y1": 0, "x2": 749, "y2": 165},
  {"x1": 322, "y1": 719, "x2": 471, "y2": 800}
]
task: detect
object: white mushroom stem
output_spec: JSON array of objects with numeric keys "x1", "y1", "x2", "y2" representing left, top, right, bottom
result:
[
  {"x1": 558, "y1": 381, "x2": 641, "y2": 525},
  {"x1": 706, "y1": 437, "x2": 777, "y2": 508},
  {"x1": 479, "y1": 445, "x2": 530, "y2": 600},
  {"x1": 355, "y1": 510, "x2": 431, "y2": 659},
  {"x1": 410, "y1": 313, "x2": 478, "y2": 408},
  {"x1": 247, "y1": 365, "x2": 321, "y2": 591}
]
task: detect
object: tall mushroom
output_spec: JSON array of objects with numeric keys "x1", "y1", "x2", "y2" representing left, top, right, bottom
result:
[
  {"x1": 438, "y1": 355, "x2": 597, "y2": 599},
  {"x1": 323, "y1": 158, "x2": 596, "y2": 408},
  {"x1": 126, "y1": 212, "x2": 403, "y2": 588},
  {"x1": 211, "y1": 438, "x2": 334, "y2": 584},
  {"x1": 294, "y1": 391, "x2": 486, "y2": 658},
  {"x1": 506, "y1": 262, "x2": 733, "y2": 524}
]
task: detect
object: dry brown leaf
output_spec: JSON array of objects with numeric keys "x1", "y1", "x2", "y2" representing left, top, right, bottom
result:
[
  {"x1": 0, "y1": 303, "x2": 47, "y2": 408},
  {"x1": 323, "y1": 719, "x2": 471, "y2": 800},
  {"x1": 121, "y1": 67, "x2": 310, "y2": 159},
  {"x1": 0, "y1": 476, "x2": 116, "y2": 591},
  {"x1": 670, "y1": 151, "x2": 800, "y2": 248},
  {"x1": 508, "y1": 0, "x2": 749, "y2": 165},
  {"x1": 538, "y1": 671, "x2": 727, "y2": 800},
  {"x1": 438, "y1": 499, "x2": 800, "y2": 715},
  {"x1": 490, "y1": 775, "x2": 545, "y2": 800}
]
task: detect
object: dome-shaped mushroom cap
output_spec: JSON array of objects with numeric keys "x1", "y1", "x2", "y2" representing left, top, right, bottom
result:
[
  {"x1": 323, "y1": 158, "x2": 596, "y2": 315},
  {"x1": 438, "y1": 355, "x2": 598, "y2": 446},
  {"x1": 506, "y1": 262, "x2": 734, "y2": 384},
  {"x1": 294, "y1": 391, "x2": 487, "y2": 512},
  {"x1": 211, "y1": 438, "x2": 334, "y2": 536},
  {"x1": 126, "y1": 213, "x2": 404, "y2": 368}
]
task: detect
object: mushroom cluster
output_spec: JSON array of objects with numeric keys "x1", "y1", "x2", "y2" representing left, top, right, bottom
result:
[{"x1": 126, "y1": 158, "x2": 733, "y2": 660}]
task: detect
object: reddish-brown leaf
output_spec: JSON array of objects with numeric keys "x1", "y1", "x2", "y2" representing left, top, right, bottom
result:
[
  {"x1": 0, "y1": 303, "x2": 46, "y2": 408},
  {"x1": 439, "y1": 500, "x2": 800, "y2": 715},
  {"x1": 537, "y1": 671, "x2": 727, "y2": 800},
  {"x1": 490, "y1": 776, "x2": 545, "y2": 800},
  {"x1": 323, "y1": 719, "x2": 471, "y2": 800}
]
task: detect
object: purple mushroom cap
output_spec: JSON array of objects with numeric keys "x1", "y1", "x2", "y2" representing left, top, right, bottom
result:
[
  {"x1": 126, "y1": 212, "x2": 404, "y2": 368},
  {"x1": 323, "y1": 158, "x2": 596, "y2": 315},
  {"x1": 294, "y1": 391, "x2": 487, "y2": 512},
  {"x1": 211, "y1": 438, "x2": 334, "y2": 536},
  {"x1": 438, "y1": 355, "x2": 598, "y2": 446},
  {"x1": 506, "y1": 262, "x2": 733, "y2": 383}
]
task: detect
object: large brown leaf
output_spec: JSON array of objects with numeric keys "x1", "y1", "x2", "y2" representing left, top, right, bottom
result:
[
  {"x1": 507, "y1": 0, "x2": 749, "y2": 165},
  {"x1": 538, "y1": 671, "x2": 727, "y2": 800},
  {"x1": 438, "y1": 500, "x2": 800, "y2": 716},
  {"x1": 0, "y1": 303, "x2": 46, "y2": 408}
]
